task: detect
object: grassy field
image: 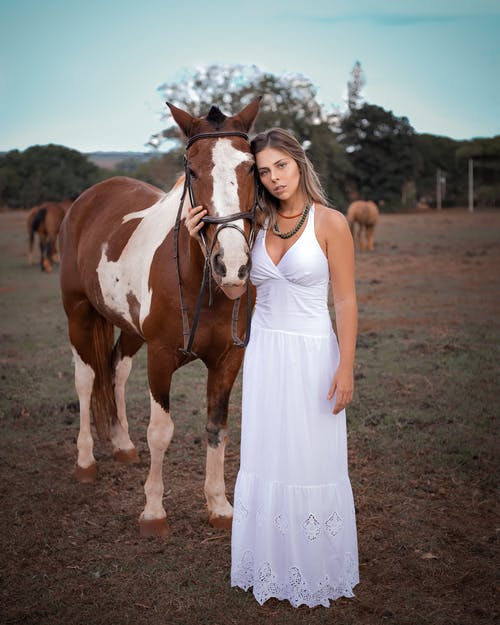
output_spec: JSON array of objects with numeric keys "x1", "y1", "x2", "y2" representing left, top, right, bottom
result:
[{"x1": 0, "y1": 208, "x2": 498, "y2": 625}]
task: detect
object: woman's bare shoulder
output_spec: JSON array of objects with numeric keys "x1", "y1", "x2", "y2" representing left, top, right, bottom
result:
[{"x1": 315, "y1": 204, "x2": 350, "y2": 234}]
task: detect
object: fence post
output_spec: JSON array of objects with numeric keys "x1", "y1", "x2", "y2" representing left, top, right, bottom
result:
[{"x1": 468, "y1": 159, "x2": 474, "y2": 213}]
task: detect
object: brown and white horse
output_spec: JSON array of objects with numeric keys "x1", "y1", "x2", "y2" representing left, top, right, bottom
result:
[
  {"x1": 59, "y1": 99, "x2": 260, "y2": 537},
  {"x1": 346, "y1": 200, "x2": 380, "y2": 252},
  {"x1": 28, "y1": 199, "x2": 72, "y2": 271}
]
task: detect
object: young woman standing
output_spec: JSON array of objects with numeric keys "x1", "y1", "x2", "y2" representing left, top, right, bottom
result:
[{"x1": 187, "y1": 127, "x2": 359, "y2": 608}]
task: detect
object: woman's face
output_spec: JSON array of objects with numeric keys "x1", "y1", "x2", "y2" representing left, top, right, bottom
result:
[{"x1": 255, "y1": 147, "x2": 301, "y2": 203}]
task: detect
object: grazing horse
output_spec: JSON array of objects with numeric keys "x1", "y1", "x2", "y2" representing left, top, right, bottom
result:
[
  {"x1": 346, "y1": 200, "x2": 380, "y2": 252},
  {"x1": 59, "y1": 99, "x2": 260, "y2": 537},
  {"x1": 27, "y1": 199, "x2": 72, "y2": 271}
]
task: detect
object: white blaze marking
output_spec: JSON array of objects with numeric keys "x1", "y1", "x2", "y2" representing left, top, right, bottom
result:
[
  {"x1": 211, "y1": 140, "x2": 252, "y2": 282},
  {"x1": 72, "y1": 346, "x2": 96, "y2": 469},
  {"x1": 97, "y1": 183, "x2": 186, "y2": 333}
]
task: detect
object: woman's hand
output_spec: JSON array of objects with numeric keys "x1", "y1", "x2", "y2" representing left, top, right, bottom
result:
[
  {"x1": 185, "y1": 205, "x2": 207, "y2": 240},
  {"x1": 327, "y1": 366, "x2": 354, "y2": 415}
]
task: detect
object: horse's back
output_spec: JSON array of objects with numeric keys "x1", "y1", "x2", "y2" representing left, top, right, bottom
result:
[
  {"x1": 61, "y1": 177, "x2": 163, "y2": 253},
  {"x1": 347, "y1": 200, "x2": 379, "y2": 225},
  {"x1": 64, "y1": 177, "x2": 162, "y2": 230},
  {"x1": 59, "y1": 176, "x2": 169, "y2": 328}
]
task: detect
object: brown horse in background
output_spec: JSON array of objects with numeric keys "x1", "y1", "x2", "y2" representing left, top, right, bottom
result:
[
  {"x1": 347, "y1": 200, "x2": 380, "y2": 251},
  {"x1": 59, "y1": 99, "x2": 260, "y2": 538},
  {"x1": 27, "y1": 199, "x2": 73, "y2": 271}
]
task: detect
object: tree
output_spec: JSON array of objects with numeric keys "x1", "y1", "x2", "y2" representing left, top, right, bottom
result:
[
  {"x1": 413, "y1": 134, "x2": 464, "y2": 207},
  {"x1": 0, "y1": 144, "x2": 102, "y2": 208},
  {"x1": 347, "y1": 61, "x2": 366, "y2": 112},
  {"x1": 148, "y1": 64, "x2": 350, "y2": 207},
  {"x1": 338, "y1": 103, "x2": 418, "y2": 209}
]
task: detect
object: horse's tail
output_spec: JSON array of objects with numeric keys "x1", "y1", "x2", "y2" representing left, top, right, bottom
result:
[
  {"x1": 28, "y1": 207, "x2": 45, "y2": 253},
  {"x1": 31, "y1": 207, "x2": 47, "y2": 236},
  {"x1": 89, "y1": 312, "x2": 117, "y2": 441}
]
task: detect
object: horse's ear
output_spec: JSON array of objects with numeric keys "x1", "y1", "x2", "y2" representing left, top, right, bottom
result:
[
  {"x1": 235, "y1": 97, "x2": 262, "y2": 133},
  {"x1": 166, "y1": 102, "x2": 195, "y2": 138}
]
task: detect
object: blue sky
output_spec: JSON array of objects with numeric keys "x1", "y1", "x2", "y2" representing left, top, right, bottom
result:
[{"x1": 1, "y1": 0, "x2": 499, "y2": 152}]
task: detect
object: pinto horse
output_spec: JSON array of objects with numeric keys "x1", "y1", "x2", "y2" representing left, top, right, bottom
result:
[
  {"x1": 28, "y1": 199, "x2": 73, "y2": 271},
  {"x1": 59, "y1": 99, "x2": 260, "y2": 537}
]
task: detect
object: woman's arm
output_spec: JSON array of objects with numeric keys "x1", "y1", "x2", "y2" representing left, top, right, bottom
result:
[{"x1": 317, "y1": 206, "x2": 358, "y2": 414}]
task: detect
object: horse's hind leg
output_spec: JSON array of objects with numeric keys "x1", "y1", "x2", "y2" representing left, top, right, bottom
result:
[
  {"x1": 66, "y1": 298, "x2": 116, "y2": 482},
  {"x1": 28, "y1": 226, "x2": 35, "y2": 265},
  {"x1": 40, "y1": 234, "x2": 51, "y2": 272},
  {"x1": 354, "y1": 223, "x2": 362, "y2": 251},
  {"x1": 72, "y1": 345, "x2": 97, "y2": 482},
  {"x1": 110, "y1": 331, "x2": 143, "y2": 464},
  {"x1": 366, "y1": 224, "x2": 376, "y2": 251},
  {"x1": 204, "y1": 354, "x2": 242, "y2": 529},
  {"x1": 67, "y1": 301, "x2": 98, "y2": 482}
]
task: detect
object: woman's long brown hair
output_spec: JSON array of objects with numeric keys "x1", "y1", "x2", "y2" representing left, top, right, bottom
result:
[{"x1": 251, "y1": 127, "x2": 329, "y2": 227}]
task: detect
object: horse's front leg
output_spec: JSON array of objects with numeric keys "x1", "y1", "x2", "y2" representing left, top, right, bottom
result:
[
  {"x1": 139, "y1": 344, "x2": 175, "y2": 538},
  {"x1": 204, "y1": 353, "x2": 243, "y2": 529}
]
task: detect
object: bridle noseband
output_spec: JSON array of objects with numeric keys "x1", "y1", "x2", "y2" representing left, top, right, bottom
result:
[{"x1": 173, "y1": 131, "x2": 260, "y2": 359}]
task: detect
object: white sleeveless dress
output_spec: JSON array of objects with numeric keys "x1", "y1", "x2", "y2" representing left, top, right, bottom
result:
[{"x1": 231, "y1": 205, "x2": 359, "y2": 608}]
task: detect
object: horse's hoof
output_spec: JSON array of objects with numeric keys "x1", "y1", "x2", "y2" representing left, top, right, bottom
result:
[
  {"x1": 113, "y1": 448, "x2": 140, "y2": 464},
  {"x1": 139, "y1": 516, "x2": 171, "y2": 538},
  {"x1": 75, "y1": 463, "x2": 97, "y2": 483},
  {"x1": 208, "y1": 513, "x2": 233, "y2": 530}
]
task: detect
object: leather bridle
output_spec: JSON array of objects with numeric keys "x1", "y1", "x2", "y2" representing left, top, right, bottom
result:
[{"x1": 173, "y1": 131, "x2": 259, "y2": 359}]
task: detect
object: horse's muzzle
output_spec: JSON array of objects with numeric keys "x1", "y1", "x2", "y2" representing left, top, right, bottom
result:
[{"x1": 212, "y1": 249, "x2": 251, "y2": 285}]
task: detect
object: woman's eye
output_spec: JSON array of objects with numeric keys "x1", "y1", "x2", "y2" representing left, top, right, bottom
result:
[{"x1": 278, "y1": 162, "x2": 287, "y2": 169}]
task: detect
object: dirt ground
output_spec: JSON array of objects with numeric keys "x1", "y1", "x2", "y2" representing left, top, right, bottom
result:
[{"x1": 0, "y1": 208, "x2": 498, "y2": 625}]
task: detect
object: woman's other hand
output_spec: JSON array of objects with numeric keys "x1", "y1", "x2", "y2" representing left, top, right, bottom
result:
[
  {"x1": 327, "y1": 366, "x2": 354, "y2": 415},
  {"x1": 185, "y1": 205, "x2": 207, "y2": 240}
]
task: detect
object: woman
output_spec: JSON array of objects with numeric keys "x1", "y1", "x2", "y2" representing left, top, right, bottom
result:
[{"x1": 186, "y1": 127, "x2": 359, "y2": 607}]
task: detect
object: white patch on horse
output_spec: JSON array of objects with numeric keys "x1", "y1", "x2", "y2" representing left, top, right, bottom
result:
[
  {"x1": 96, "y1": 183, "x2": 186, "y2": 333},
  {"x1": 211, "y1": 140, "x2": 252, "y2": 283}
]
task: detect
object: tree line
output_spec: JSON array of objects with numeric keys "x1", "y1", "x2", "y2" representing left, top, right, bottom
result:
[{"x1": 1, "y1": 63, "x2": 499, "y2": 211}]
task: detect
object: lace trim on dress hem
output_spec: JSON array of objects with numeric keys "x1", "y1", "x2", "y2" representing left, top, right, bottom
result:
[{"x1": 231, "y1": 551, "x2": 359, "y2": 608}]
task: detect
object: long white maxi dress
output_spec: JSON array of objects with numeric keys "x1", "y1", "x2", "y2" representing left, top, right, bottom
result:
[{"x1": 231, "y1": 205, "x2": 359, "y2": 608}]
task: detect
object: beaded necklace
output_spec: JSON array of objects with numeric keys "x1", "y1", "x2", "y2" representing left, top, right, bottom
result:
[{"x1": 272, "y1": 205, "x2": 310, "y2": 239}]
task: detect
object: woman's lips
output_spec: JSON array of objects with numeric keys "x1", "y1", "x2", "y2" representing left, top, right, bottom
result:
[{"x1": 274, "y1": 185, "x2": 286, "y2": 194}]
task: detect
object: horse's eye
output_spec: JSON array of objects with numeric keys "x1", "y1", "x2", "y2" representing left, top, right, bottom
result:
[
  {"x1": 249, "y1": 164, "x2": 255, "y2": 174},
  {"x1": 189, "y1": 168, "x2": 198, "y2": 180}
]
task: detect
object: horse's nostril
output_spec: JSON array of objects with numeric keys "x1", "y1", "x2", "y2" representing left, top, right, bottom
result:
[
  {"x1": 213, "y1": 252, "x2": 226, "y2": 277},
  {"x1": 238, "y1": 255, "x2": 252, "y2": 280}
]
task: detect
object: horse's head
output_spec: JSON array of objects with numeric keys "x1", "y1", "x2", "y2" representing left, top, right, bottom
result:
[{"x1": 167, "y1": 99, "x2": 261, "y2": 288}]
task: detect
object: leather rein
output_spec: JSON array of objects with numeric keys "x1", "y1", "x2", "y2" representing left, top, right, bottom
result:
[{"x1": 173, "y1": 131, "x2": 259, "y2": 359}]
